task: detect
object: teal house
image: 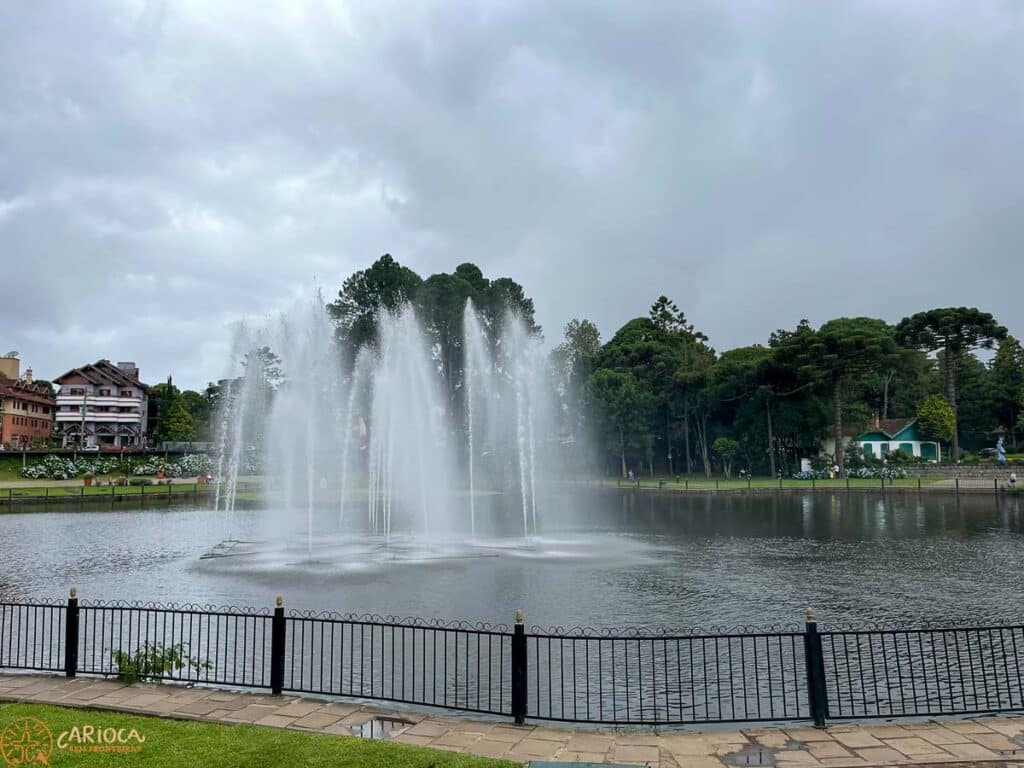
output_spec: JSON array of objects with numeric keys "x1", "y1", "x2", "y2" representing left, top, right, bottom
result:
[{"x1": 857, "y1": 417, "x2": 941, "y2": 462}]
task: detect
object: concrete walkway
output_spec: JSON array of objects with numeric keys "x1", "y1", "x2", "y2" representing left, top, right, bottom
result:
[{"x1": 2, "y1": 674, "x2": 1023, "y2": 767}]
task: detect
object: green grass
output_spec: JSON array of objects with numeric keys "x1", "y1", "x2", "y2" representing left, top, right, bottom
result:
[
  {"x1": 0, "y1": 702, "x2": 514, "y2": 768},
  {"x1": 570, "y1": 475, "x2": 945, "y2": 490},
  {"x1": 1, "y1": 484, "x2": 218, "y2": 499}
]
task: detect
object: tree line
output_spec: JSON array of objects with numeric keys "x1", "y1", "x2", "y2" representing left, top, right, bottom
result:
[
  {"x1": 153, "y1": 255, "x2": 1023, "y2": 478},
  {"x1": 570, "y1": 301, "x2": 1020, "y2": 477}
]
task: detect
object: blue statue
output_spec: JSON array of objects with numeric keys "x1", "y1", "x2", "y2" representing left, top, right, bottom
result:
[{"x1": 997, "y1": 436, "x2": 1007, "y2": 464}]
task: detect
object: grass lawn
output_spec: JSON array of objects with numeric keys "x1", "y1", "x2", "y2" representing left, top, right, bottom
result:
[
  {"x1": 573, "y1": 475, "x2": 945, "y2": 490},
  {"x1": 0, "y1": 702, "x2": 515, "y2": 768}
]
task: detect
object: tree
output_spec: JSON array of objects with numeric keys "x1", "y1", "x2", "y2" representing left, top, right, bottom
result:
[
  {"x1": 916, "y1": 395, "x2": 955, "y2": 444},
  {"x1": 149, "y1": 379, "x2": 180, "y2": 444},
  {"x1": 179, "y1": 390, "x2": 212, "y2": 440},
  {"x1": 586, "y1": 369, "x2": 650, "y2": 477},
  {"x1": 551, "y1": 319, "x2": 602, "y2": 445},
  {"x1": 416, "y1": 270, "x2": 483, "y2": 401},
  {"x1": 896, "y1": 308, "x2": 1007, "y2": 460},
  {"x1": 782, "y1": 318, "x2": 900, "y2": 475},
  {"x1": 989, "y1": 336, "x2": 1024, "y2": 448},
  {"x1": 162, "y1": 400, "x2": 197, "y2": 442},
  {"x1": 712, "y1": 437, "x2": 741, "y2": 478},
  {"x1": 327, "y1": 254, "x2": 423, "y2": 355}
]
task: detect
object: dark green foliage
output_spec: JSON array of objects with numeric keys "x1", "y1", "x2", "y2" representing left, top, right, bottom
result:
[
  {"x1": 112, "y1": 642, "x2": 211, "y2": 684},
  {"x1": 916, "y1": 395, "x2": 955, "y2": 443},
  {"x1": 896, "y1": 307, "x2": 1008, "y2": 458},
  {"x1": 327, "y1": 254, "x2": 423, "y2": 353}
]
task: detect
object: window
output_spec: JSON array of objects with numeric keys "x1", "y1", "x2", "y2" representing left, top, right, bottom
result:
[
  {"x1": 98, "y1": 389, "x2": 111, "y2": 396},
  {"x1": 120, "y1": 390, "x2": 133, "y2": 397},
  {"x1": 69, "y1": 388, "x2": 85, "y2": 396}
]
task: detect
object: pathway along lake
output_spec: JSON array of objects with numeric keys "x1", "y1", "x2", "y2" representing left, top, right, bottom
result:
[{"x1": 1, "y1": 489, "x2": 1021, "y2": 629}]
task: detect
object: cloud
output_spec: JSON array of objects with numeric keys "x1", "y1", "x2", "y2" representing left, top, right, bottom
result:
[{"x1": 1, "y1": 0, "x2": 1022, "y2": 388}]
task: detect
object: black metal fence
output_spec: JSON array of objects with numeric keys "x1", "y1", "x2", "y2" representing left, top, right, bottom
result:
[{"x1": 2, "y1": 596, "x2": 1023, "y2": 726}]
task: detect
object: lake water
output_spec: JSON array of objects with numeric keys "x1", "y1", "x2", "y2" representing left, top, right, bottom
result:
[{"x1": 1, "y1": 489, "x2": 1021, "y2": 630}]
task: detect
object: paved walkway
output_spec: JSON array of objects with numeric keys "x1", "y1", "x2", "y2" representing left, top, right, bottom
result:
[{"x1": 2, "y1": 674, "x2": 1023, "y2": 767}]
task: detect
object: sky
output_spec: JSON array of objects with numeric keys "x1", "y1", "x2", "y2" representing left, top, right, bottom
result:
[{"x1": 2, "y1": 1, "x2": 1023, "y2": 391}]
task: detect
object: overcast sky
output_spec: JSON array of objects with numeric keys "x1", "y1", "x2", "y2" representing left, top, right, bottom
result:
[{"x1": 2, "y1": 1, "x2": 1022, "y2": 390}]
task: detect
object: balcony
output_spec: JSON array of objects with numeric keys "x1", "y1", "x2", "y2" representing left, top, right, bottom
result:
[
  {"x1": 55, "y1": 411, "x2": 143, "y2": 424},
  {"x1": 56, "y1": 395, "x2": 141, "y2": 408}
]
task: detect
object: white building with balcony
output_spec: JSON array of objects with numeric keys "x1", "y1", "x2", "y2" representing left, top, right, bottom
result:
[{"x1": 53, "y1": 360, "x2": 150, "y2": 448}]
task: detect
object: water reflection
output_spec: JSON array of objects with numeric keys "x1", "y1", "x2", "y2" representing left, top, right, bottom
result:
[{"x1": 0, "y1": 490, "x2": 1021, "y2": 629}]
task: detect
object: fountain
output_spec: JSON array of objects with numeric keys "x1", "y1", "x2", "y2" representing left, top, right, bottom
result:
[{"x1": 211, "y1": 294, "x2": 556, "y2": 558}]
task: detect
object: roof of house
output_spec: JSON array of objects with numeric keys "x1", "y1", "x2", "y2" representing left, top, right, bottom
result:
[
  {"x1": 857, "y1": 417, "x2": 917, "y2": 440},
  {"x1": 0, "y1": 375, "x2": 56, "y2": 406},
  {"x1": 53, "y1": 360, "x2": 149, "y2": 393}
]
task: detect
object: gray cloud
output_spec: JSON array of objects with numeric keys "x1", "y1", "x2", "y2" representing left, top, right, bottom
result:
[{"x1": 2, "y1": 0, "x2": 1022, "y2": 389}]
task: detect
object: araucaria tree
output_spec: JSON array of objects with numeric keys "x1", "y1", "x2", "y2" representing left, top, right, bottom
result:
[
  {"x1": 896, "y1": 308, "x2": 1007, "y2": 460},
  {"x1": 787, "y1": 318, "x2": 899, "y2": 475},
  {"x1": 586, "y1": 369, "x2": 650, "y2": 478}
]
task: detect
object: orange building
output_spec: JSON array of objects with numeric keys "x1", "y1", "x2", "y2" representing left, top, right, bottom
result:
[{"x1": 0, "y1": 355, "x2": 56, "y2": 448}]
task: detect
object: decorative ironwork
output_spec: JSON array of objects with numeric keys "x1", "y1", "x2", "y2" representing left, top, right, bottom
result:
[{"x1": 2, "y1": 597, "x2": 1023, "y2": 727}]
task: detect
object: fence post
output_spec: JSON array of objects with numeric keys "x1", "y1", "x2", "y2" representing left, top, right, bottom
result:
[
  {"x1": 803, "y1": 607, "x2": 827, "y2": 727},
  {"x1": 271, "y1": 596, "x2": 286, "y2": 695},
  {"x1": 995, "y1": 478, "x2": 999, "y2": 494},
  {"x1": 511, "y1": 609, "x2": 527, "y2": 725},
  {"x1": 64, "y1": 587, "x2": 79, "y2": 678}
]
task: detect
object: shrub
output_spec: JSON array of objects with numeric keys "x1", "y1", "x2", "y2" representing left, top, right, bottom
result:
[{"x1": 111, "y1": 642, "x2": 211, "y2": 684}]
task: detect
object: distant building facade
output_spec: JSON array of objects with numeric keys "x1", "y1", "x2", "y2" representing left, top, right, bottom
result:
[
  {"x1": 857, "y1": 416, "x2": 940, "y2": 462},
  {"x1": 0, "y1": 356, "x2": 56, "y2": 448},
  {"x1": 53, "y1": 360, "x2": 150, "y2": 448}
]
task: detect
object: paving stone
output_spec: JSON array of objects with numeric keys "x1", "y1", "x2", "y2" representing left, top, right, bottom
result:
[
  {"x1": 470, "y1": 739, "x2": 515, "y2": 758},
  {"x1": 911, "y1": 727, "x2": 972, "y2": 746},
  {"x1": 807, "y1": 741, "x2": 854, "y2": 758},
  {"x1": 966, "y1": 731, "x2": 1021, "y2": 750},
  {"x1": 787, "y1": 727, "x2": 839, "y2": 742},
  {"x1": 818, "y1": 758, "x2": 868, "y2": 767},
  {"x1": 774, "y1": 749, "x2": 820, "y2": 764},
  {"x1": 291, "y1": 711, "x2": 344, "y2": 729},
  {"x1": 855, "y1": 746, "x2": 910, "y2": 764},
  {"x1": 861, "y1": 725, "x2": 912, "y2": 738},
  {"x1": 6, "y1": 673, "x2": 1024, "y2": 768},
  {"x1": 755, "y1": 732, "x2": 791, "y2": 748},
  {"x1": 617, "y1": 732, "x2": 664, "y2": 746},
  {"x1": 486, "y1": 725, "x2": 532, "y2": 743},
  {"x1": 254, "y1": 714, "x2": 297, "y2": 728},
  {"x1": 939, "y1": 741, "x2": 1000, "y2": 760},
  {"x1": 320, "y1": 701, "x2": 361, "y2": 716},
  {"x1": 173, "y1": 700, "x2": 227, "y2": 716},
  {"x1": 833, "y1": 731, "x2": 885, "y2": 748},
  {"x1": 944, "y1": 721, "x2": 996, "y2": 734},
  {"x1": 222, "y1": 703, "x2": 278, "y2": 722},
  {"x1": 983, "y1": 720, "x2": 1024, "y2": 737},
  {"x1": 554, "y1": 750, "x2": 607, "y2": 763},
  {"x1": 664, "y1": 757, "x2": 725, "y2": 768},
  {"x1": 433, "y1": 731, "x2": 485, "y2": 748},
  {"x1": 508, "y1": 738, "x2": 563, "y2": 759},
  {"x1": 273, "y1": 700, "x2": 324, "y2": 717},
  {"x1": 391, "y1": 733, "x2": 436, "y2": 747},
  {"x1": 612, "y1": 743, "x2": 661, "y2": 764},
  {"x1": 405, "y1": 720, "x2": 452, "y2": 737},
  {"x1": 885, "y1": 737, "x2": 951, "y2": 756},
  {"x1": 564, "y1": 733, "x2": 616, "y2": 752},
  {"x1": 340, "y1": 711, "x2": 374, "y2": 726}
]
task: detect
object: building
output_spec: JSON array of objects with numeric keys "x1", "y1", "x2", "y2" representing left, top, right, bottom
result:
[
  {"x1": 0, "y1": 355, "x2": 56, "y2": 448},
  {"x1": 53, "y1": 360, "x2": 150, "y2": 449},
  {"x1": 857, "y1": 416, "x2": 941, "y2": 462}
]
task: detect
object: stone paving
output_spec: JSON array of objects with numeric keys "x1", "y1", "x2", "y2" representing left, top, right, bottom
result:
[{"x1": 2, "y1": 673, "x2": 1024, "y2": 767}]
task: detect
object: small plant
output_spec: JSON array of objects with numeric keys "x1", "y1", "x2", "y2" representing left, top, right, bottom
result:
[{"x1": 112, "y1": 642, "x2": 211, "y2": 684}]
